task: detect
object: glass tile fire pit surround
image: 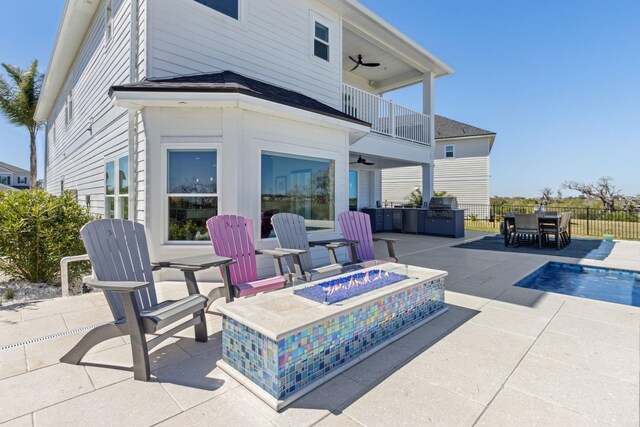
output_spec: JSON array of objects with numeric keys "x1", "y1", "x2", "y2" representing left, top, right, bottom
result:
[
  {"x1": 293, "y1": 269, "x2": 409, "y2": 304},
  {"x1": 220, "y1": 271, "x2": 446, "y2": 409}
]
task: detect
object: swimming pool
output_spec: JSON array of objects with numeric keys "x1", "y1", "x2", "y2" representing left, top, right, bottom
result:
[{"x1": 516, "y1": 262, "x2": 640, "y2": 307}]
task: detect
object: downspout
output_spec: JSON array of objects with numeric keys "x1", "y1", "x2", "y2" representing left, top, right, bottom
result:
[{"x1": 128, "y1": 0, "x2": 140, "y2": 220}]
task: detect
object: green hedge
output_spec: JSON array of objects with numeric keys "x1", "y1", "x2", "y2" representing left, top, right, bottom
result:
[{"x1": 0, "y1": 189, "x2": 94, "y2": 283}]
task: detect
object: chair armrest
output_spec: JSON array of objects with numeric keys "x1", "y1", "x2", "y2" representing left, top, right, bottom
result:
[
  {"x1": 271, "y1": 248, "x2": 307, "y2": 255},
  {"x1": 85, "y1": 278, "x2": 150, "y2": 293},
  {"x1": 325, "y1": 241, "x2": 359, "y2": 250},
  {"x1": 372, "y1": 237, "x2": 398, "y2": 243},
  {"x1": 267, "y1": 249, "x2": 306, "y2": 277}
]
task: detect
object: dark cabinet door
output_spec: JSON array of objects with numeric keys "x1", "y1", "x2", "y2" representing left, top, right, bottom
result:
[
  {"x1": 383, "y1": 209, "x2": 393, "y2": 231},
  {"x1": 417, "y1": 210, "x2": 427, "y2": 234}
]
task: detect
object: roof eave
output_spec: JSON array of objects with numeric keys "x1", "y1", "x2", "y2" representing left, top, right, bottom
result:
[{"x1": 34, "y1": 0, "x2": 100, "y2": 122}]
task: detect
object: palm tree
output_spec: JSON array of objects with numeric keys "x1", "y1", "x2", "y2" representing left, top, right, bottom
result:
[{"x1": 0, "y1": 60, "x2": 44, "y2": 188}]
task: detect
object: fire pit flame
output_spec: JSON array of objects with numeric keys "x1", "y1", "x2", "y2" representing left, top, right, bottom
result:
[{"x1": 297, "y1": 269, "x2": 409, "y2": 305}]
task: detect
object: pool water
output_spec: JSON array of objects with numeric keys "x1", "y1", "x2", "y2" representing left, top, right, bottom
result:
[{"x1": 516, "y1": 262, "x2": 640, "y2": 307}]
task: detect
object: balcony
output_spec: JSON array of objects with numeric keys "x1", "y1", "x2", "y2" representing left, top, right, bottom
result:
[{"x1": 342, "y1": 84, "x2": 431, "y2": 146}]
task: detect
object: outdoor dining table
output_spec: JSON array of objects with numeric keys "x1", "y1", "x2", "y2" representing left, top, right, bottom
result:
[
  {"x1": 502, "y1": 212, "x2": 571, "y2": 247},
  {"x1": 152, "y1": 254, "x2": 236, "y2": 305}
]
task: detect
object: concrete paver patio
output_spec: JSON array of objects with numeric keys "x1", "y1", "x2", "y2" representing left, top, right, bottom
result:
[{"x1": 1, "y1": 231, "x2": 639, "y2": 426}]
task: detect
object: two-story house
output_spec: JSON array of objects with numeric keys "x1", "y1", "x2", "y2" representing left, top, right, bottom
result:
[
  {"x1": 0, "y1": 162, "x2": 31, "y2": 189},
  {"x1": 35, "y1": 0, "x2": 453, "y2": 277},
  {"x1": 382, "y1": 115, "x2": 496, "y2": 206}
]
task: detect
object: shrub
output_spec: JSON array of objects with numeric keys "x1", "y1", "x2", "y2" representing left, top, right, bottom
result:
[{"x1": 0, "y1": 189, "x2": 94, "y2": 283}]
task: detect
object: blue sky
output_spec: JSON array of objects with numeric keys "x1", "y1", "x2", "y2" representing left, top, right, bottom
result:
[{"x1": 1, "y1": 1, "x2": 638, "y2": 197}]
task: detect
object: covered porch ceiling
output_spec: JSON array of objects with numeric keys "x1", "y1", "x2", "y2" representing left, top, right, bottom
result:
[{"x1": 348, "y1": 152, "x2": 424, "y2": 170}]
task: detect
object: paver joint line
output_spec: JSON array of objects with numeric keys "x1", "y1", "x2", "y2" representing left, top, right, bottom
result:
[{"x1": 0, "y1": 323, "x2": 106, "y2": 351}]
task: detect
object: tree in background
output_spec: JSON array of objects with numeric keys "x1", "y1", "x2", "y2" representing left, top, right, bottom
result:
[
  {"x1": 563, "y1": 177, "x2": 622, "y2": 212},
  {"x1": 0, "y1": 60, "x2": 44, "y2": 188},
  {"x1": 539, "y1": 187, "x2": 553, "y2": 207}
]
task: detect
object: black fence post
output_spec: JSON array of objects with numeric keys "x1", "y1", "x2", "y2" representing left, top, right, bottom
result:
[{"x1": 586, "y1": 207, "x2": 590, "y2": 236}]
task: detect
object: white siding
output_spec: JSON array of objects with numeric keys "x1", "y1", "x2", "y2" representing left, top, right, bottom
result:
[
  {"x1": 381, "y1": 136, "x2": 492, "y2": 206},
  {"x1": 45, "y1": 0, "x2": 146, "y2": 219},
  {"x1": 149, "y1": 0, "x2": 343, "y2": 108}
]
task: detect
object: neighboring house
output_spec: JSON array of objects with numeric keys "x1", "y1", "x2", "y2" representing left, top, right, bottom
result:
[
  {"x1": 0, "y1": 162, "x2": 31, "y2": 189},
  {"x1": 35, "y1": 0, "x2": 453, "y2": 277},
  {"x1": 381, "y1": 115, "x2": 496, "y2": 206}
]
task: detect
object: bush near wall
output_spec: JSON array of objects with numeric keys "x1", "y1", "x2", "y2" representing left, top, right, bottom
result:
[{"x1": 0, "y1": 190, "x2": 94, "y2": 283}]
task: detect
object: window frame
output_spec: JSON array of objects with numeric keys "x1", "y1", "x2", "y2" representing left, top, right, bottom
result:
[
  {"x1": 444, "y1": 144, "x2": 455, "y2": 159},
  {"x1": 259, "y1": 149, "x2": 337, "y2": 241},
  {"x1": 104, "y1": 155, "x2": 130, "y2": 220},
  {"x1": 105, "y1": 1, "x2": 113, "y2": 43},
  {"x1": 310, "y1": 12, "x2": 331, "y2": 63},
  {"x1": 161, "y1": 142, "x2": 221, "y2": 245},
  {"x1": 192, "y1": 0, "x2": 242, "y2": 22}
]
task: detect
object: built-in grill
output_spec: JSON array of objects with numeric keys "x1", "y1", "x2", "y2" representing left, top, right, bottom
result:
[
  {"x1": 425, "y1": 197, "x2": 465, "y2": 238},
  {"x1": 427, "y1": 197, "x2": 459, "y2": 218}
]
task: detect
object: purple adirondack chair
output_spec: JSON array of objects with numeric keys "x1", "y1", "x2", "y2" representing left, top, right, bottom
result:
[
  {"x1": 338, "y1": 211, "x2": 398, "y2": 264},
  {"x1": 207, "y1": 215, "x2": 286, "y2": 298}
]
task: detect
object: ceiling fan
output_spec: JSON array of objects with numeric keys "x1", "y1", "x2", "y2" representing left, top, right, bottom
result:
[
  {"x1": 349, "y1": 55, "x2": 380, "y2": 72},
  {"x1": 350, "y1": 156, "x2": 375, "y2": 166}
]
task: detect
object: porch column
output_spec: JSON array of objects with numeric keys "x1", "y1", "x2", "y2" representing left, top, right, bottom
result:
[
  {"x1": 422, "y1": 163, "x2": 434, "y2": 204},
  {"x1": 422, "y1": 71, "x2": 435, "y2": 147}
]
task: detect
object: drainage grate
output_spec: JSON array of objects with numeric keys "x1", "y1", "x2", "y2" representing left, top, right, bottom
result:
[{"x1": 0, "y1": 324, "x2": 106, "y2": 351}]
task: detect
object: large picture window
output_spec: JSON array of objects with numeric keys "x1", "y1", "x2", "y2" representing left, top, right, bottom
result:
[
  {"x1": 194, "y1": 0, "x2": 238, "y2": 20},
  {"x1": 167, "y1": 150, "x2": 218, "y2": 241},
  {"x1": 261, "y1": 152, "x2": 335, "y2": 238}
]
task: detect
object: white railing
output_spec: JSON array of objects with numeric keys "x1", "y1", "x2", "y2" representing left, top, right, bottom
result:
[{"x1": 342, "y1": 84, "x2": 431, "y2": 145}]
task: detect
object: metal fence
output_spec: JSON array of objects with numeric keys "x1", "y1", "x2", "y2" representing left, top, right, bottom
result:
[{"x1": 460, "y1": 204, "x2": 640, "y2": 241}]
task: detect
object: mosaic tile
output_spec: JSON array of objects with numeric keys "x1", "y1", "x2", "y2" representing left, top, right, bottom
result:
[{"x1": 222, "y1": 277, "x2": 446, "y2": 400}]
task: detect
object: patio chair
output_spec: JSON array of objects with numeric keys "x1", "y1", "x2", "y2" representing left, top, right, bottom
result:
[
  {"x1": 337, "y1": 211, "x2": 398, "y2": 264},
  {"x1": 60, "y1": 219, "x2": 209, "y2": 381},
  {"x1": 541, "y1": 212, "x2": 571, "y2": 249},
  {"x1": 207, "y1": 215, "x2": 294, "y2": 300},
  {"x1": 271, "y1": 213, "x2": 355, "y2": 276},
  {"x1": 513, "y1": 213, "x2": 541, "y2": 248}
]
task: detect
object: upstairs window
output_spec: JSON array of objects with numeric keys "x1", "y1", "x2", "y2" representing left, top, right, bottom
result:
[
  {"x1": 106, "y1": 2, "x2": 113, "y2": 41},
  {"x1": 194, "y1": 0, "x2": 239, "y2": 20},
  {"x1": 314, "y1": 21, "x2": 330, "y2": 61},
  {"x1": 445, "y1": 145, "x2": 455, "y2": 158},
  {"x1": 65, "y1": 88, "x2": 73, "y2": 127}
]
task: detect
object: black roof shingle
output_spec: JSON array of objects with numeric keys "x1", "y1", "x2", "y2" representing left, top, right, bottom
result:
[
  {"x1": 435, "y1": 115, "x2": 495, "y2": 140},
  {"x1": 111, "y1": 71, "x2": 369, "y2": 126}
]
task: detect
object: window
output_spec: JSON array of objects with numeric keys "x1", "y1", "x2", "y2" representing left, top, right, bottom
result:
[
  {"x1": 313, "y1": 21, "x2": 330, "y2": 61},
  {"x1": 445, "y1": 145, "x2": 455, "y2": 158},
  {"x1": 105, "y1": 156, "x2": 129, "y2": 219},
  {"x1": 167, "y1": 150, "x2": 218, "y2": 241},
  {"x1": 0, "y1": 176, "x2": 9, "y2": 186},
  {"x1": 65, "y1": 89, "x2": 73, "y2": 127},
  {"x1": 106, "y1": 2, "x2": 113, "y2": 41},
  {"x1": 261, "y1": 152, "x2": 335, "y2": 238},
  {"x1": 17, "y1": 177, "x2": 27, "y2": 185},
  {"x1": 194, "y1": 0, "x2": 238, "y2": 20},
  {"x1": 349, "y1": 170, "x2": 358, "y2": 211}
]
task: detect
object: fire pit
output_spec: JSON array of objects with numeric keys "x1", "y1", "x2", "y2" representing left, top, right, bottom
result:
[
  {"x1": 217, "y1": 263, "x2": 448, "y2": 410},
  {"x1": 294, "y1": 269, "x2": 409, "y2": 304}
]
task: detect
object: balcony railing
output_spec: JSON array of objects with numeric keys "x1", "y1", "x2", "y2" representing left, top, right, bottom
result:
[{"x1": 342, "y1": 84, "x2": 431, "y2": 146}]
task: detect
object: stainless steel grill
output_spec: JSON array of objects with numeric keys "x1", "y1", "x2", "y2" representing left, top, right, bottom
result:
[{"x1": 427, "y1": 197, "x2": 459, "y2": 218}]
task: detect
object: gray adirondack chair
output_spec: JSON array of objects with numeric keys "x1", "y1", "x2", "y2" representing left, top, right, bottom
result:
[
  {"x1": 60, "y1": 219, "x2": 208, "y2": 381},
  {"x1": 271, "y1": 213, "x2": 354, "y2": 276}
]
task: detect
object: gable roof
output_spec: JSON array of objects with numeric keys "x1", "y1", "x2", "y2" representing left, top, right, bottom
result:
[
  {"x1": 435, "y1": 115, "x2": 495, "y2": 140},
  {"x1": 0, "y1": 162, "x2": 29, "y2": 175},
  {"x1": 111, "y1": 71, "x2": 370, "y2": 126}
]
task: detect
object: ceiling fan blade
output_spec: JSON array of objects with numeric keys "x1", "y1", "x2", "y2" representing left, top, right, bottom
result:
[
  {"x1": 350, "y1": 64, "x2": 360, "y2": 72},
  {"x1": 349, "y1": 56, "x2": 359, "y2": 64},
  {"x1": 362, "y1": 62, "x2": 381, "y2": 67},
  {"x1": 363, "y1": 161, "x2": 375, "y2": 166}
]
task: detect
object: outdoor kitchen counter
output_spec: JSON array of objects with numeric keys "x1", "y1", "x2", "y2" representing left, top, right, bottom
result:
[{"x1": 217, "y1": 263, "x2": 447, "y2": 341}]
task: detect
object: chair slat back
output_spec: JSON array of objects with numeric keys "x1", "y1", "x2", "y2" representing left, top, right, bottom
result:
[
  {"x1": 271, "y1": 213, "x2": 313, "y2": 273},
  {"x1": 514, "y1": 214, "x2": 539, "y2": 232},
  {"x1": 560, "y1": 212, "x2": 571, "y2": 229},
  {"x1": 80, "y1": 219, "x2": 157, "y2": 322},
  {"x1": 338, "y1": 211, "x2": 375, "y2": 262},
  {"x1": 207, "y1": 215, "x2": 258, "y2": 285}
]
